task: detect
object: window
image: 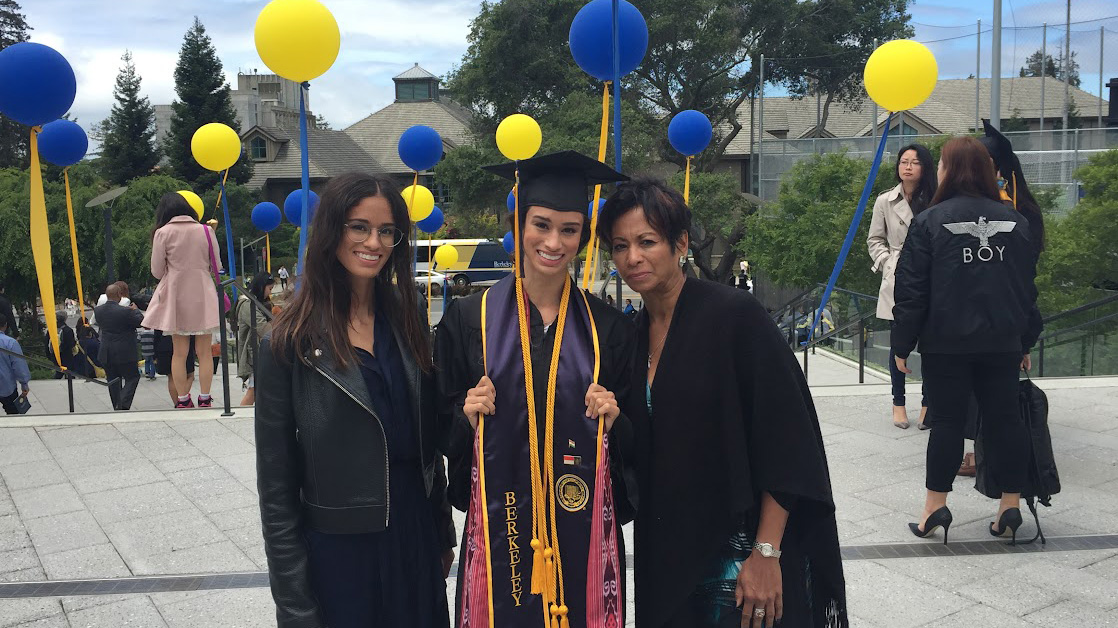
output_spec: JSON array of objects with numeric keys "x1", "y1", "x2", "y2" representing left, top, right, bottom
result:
[
  {"x1": 395, "y1": 81, "x2": 434, "y2": 102},
  {"x1": 250, "y1": 137, "x2": 268, "y2": 160}
]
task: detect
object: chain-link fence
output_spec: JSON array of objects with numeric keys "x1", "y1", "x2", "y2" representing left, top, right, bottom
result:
[{"x1": 756, "y1": 127, "x2": 1118, "y2": 214}]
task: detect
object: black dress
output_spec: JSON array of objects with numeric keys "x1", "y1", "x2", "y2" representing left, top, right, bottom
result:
[{"x1": 305, "y1": 312, "x2": 449, "y2": 628}]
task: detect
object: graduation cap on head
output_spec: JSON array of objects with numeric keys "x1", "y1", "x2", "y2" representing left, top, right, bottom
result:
[
  {"x1": 483, "y1": 150, "x2": 629, "y2": 213},
  {"x1": 981, "y1": 119, "x2": 1032, "y2": 208}
]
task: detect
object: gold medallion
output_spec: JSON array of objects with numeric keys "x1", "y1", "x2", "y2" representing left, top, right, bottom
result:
[{"x1": 556, "y1": 474, "x2": 589, "y2": 512}]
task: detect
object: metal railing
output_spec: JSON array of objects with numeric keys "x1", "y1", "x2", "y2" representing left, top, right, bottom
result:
[{"x1": 0, "y1": 345, "x2": 117, "y2": 413}]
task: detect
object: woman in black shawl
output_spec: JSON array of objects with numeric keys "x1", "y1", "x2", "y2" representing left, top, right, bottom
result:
[{"x1": 597, "y1": 178, "x2": 847, "y2": 628}]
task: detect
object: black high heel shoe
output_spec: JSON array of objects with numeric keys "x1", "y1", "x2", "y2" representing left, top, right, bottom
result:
[
  {"x1": 990, "y1": 507, "x2": 1023, "y2": 545},
  {"x1": 908, "y1": 506, "x2": 953, "y2": 544}
]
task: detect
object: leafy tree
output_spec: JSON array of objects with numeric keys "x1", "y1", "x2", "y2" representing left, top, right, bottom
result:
[
  {"x1": 1002, "y1": 108, "x2": 1029, "y2": 132},
  {"x1": 1019, "y1": 48, "x2": 1080, "y2": 88},
  {"x1": 669, "y1": 170, "x2": 757, "y2": 280},
  {"x1": 765, "y1": 0, "x2": 913, "y2": 133},
  {"x1": 0, "y1": 0, "x2": 31, "y2": 169},
  {"x1": 165, "y1": 18, "x2": 251, "y2": 188},
  {"x1": 740, "y1": 151, "x2": 894, "y2": 296},
  {"x1": 314, "y1": 113, "x2": 331, "y2": 130},
  {"x1": 99, "y1": 51, "x2": 161, "y2": 185}
]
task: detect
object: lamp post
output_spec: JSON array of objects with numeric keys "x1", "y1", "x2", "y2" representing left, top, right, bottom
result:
[{"x1": 84, "y1": 187, "x2": 128, "y2": 286}]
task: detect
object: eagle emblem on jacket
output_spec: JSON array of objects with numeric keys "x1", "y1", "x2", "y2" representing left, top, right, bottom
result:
[{"x1": 942, "y1": 216, "x2": 1016, "y2": 247}]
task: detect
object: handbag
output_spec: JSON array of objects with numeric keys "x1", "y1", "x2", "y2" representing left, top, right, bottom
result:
[
  {"x1": 204, "y1": 224, "x2": 232, "y2": 314},
  {"x1": 974, "y1": 374, "x2": 1059, "y2": 544},
  {"x1": 14, "y1": 393, "x2": 30, "y2": 414}
]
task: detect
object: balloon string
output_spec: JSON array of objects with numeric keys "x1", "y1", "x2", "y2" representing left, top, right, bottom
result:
[
  {"x1": 29, "y1": 127, "x2": 62, "y2": 368},
  {"x1": 213, "y1": 168, "x2": 230, "y2": 219},
  {"x1": 63, "y1": 167, "x2": 86, "y2": 324},
  {"x1": 266, "y1": 233, "x2": 272, "y2": 275},
  {"x1": 514, "y1": 167, "x2": 522, "y2": 279},
  {"x1": 582, "y1": 82, "x2": 612, "y2": 292},
  {"x1": 684, "y1": 156, "x2": 691, "y2": 206}
]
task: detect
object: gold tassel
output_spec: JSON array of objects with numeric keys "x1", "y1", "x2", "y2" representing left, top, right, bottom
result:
[
  {"x1": 550, "y1": 604, "x2": 561, "y2": 628},
  {"x1": 558, "y1": 604, "x2": 570, "y2": 628},
  {"x1": 545, "y1": 550, "x2": 557, "y2": 602},
  {"x1": 530, "y1": 539, "x2": 545, "y2": 595}
]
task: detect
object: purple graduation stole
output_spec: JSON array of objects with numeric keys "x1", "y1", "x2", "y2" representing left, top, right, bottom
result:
[{"x1": 459, "y1": 275, "x2": 621, "y2": 628}]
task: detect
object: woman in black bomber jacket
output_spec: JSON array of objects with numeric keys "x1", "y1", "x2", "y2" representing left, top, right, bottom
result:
[
  {"x1": 256, "y1": 173, "x2": 454, "y2": 628},
  {"x1": 892, "y1": 137, "x2": 1042, "y2": 546}
]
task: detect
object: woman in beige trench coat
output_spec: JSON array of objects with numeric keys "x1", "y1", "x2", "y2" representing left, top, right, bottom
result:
[{"x1": 867, "y1": 143, "x2": 937, "y2": 429}]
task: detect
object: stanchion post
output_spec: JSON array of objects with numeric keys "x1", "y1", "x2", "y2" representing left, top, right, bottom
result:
[
  {"x1": 66, "y1": 372, "x2": 75, "y2": 413},
  {"x1": 858, "y1": 321, "x2": 866, "y2": 384}
]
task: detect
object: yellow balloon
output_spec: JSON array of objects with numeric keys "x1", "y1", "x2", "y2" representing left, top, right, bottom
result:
[
  {"x1": 434, "y1": 244, "x2": 459, "y2": 269},
  {"x1": 496, "y1": 113, "x2": 542, "y2": 161},
  {"x1": 177, "y1": 190, "x2": 205, "y2": 220},
  {"x1": 191, "y1": 123, "x2": 241, "y2": 172},
  {"x1": 402, "y1": 184, "x2": 435, "y2": 222},
  {"x1": 254, "y1": 0, "x2": 341, "y2": 83},
  {"x1": 864, "y1": 40, "x2": 938, "y2": 112}
]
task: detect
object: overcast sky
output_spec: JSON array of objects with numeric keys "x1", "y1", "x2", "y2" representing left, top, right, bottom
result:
[{"x1": 21, "y1": 0, "x2": 1118, "y2": 133}]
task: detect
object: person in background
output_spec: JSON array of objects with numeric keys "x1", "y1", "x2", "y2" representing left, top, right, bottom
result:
[
  {"x1": 0, "y1": 317, "x2": 30, "y2": 414},
  {"x1": 153, "y1": 330, "x2": 195, "y2": 406},
  {"x1": 623, "y1": 297, "x2": 636, "y2": 316},
  {"x1": 0, "y1": 284, "x2": 19, "y2": 338},
  {"x1": 143, "y1": 192, "x2": 222, "y2": 409},
  {"x1": 75, "y1": 322, "x2": 103, "y2": 378},
  {"x1": 893, "y1": 136, "x2": 1041, "y2": 545},
  {"x1": 46, "y1": 312, "x2": 79, "y2": 379},
  {"x1": 277, "y1": 265, "x2": 289, "y2": 290},
  {"x1": 139, "y1": 328, "x2": 157, "y2": 380},
  {"x1": 94, "y1": 284, "x2": 145, "y2": 411},
  {"x1": 236, "y1": 272, "x2": 274, "y2": 406},
  {"x1": 868, "y1": 143, "x2": 937, "y2": 430}
]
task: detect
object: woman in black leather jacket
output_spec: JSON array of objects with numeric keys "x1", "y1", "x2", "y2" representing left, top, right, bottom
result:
[{"x1": 256, "y1": 172, "x2": 454, "y2": 628}]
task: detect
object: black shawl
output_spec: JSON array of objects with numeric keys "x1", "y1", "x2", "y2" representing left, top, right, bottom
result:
[{"x1": 630, "y1": 277, "x2": 847, "y2": 627}]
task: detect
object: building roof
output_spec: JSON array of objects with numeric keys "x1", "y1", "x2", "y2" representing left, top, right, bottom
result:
[
  {"x1": 242, "y1": 125, "x2": 386, "y2": 190},
  {"x1": 724, "y1": 76, "x2": 1109, "y2": 157},
  {"x1": 344, "y1": 99, "x2": 474, "y2": 174},
  {"x1": 394, "y1": 63, "x2": 439, "y2": 81}
]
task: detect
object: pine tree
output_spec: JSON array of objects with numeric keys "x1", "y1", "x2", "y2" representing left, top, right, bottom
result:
[
  {"x1": 0, "y1": 0, "x2": 31, "y2": 169},
  {"x1": 98, "y1": 51, "x2": 160, "y2": 185},
  {"x1": 165, "y1": 17, "x2": 251, "y2": 187},
  {"x1": 1019, "y1": 48, "x2": 1080, "y2": 87}
]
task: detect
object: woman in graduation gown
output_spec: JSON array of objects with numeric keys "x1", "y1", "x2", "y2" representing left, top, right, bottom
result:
[
  {"x1": 437, "y1": 151, "x2": 638, "y2": 628},
  {"x1": 597, "y1": 178, "x2": 848, "y2": 628}
]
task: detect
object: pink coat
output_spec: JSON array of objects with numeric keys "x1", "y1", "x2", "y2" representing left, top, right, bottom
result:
[{"x1": 143, "y1": 216, "x2": 223, "y2": 334}]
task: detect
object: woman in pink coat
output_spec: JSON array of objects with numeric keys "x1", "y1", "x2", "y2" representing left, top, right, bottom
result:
[{"x1": 143, "y1": 193, "x2": 222, "y2": 408}]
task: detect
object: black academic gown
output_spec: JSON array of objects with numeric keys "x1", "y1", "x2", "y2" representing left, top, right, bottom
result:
[
  {"x1": 630, "y1": 277, "x2": 848, "y2": 628},
  {"x1": 436, "y1": 285, "x2": 638, "y2": 626}
]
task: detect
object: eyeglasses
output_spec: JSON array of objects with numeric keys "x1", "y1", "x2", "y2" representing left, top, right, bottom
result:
[
  {"x1": 899, "y1": 160, "x2": 921, "y2": 167},
  {"x1": 343, "y1": 222, "x2": 405, "y2": 247}
]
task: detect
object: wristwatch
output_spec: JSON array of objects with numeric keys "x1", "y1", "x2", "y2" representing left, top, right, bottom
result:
[{"x1": 752, "y1": 542, "x2": 782, "y2": 558}]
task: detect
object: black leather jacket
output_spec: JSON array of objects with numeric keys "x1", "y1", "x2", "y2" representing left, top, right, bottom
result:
[{"x1": 255, "y1": 324, "x2": 455, "y2": 628}]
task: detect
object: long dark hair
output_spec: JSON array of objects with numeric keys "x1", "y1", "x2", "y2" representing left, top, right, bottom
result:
[
  {"x1": 929, "y1": 137, "x2": 1001, "y2": 207},
  {"x1": 895, "y1": 143, "x2": 937, "y2": 215},
  {"x1": 248, "y1": 272, "x2": 274, "y2": 304},
  {"x1": 152, "y1": 192, "x2": 197, "y2": 241},
  {"x1": 270, "y1": 173, "x2": 432, "y2": 372}
]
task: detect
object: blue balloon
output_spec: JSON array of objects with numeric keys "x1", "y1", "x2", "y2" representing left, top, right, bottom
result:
[
  {"x1": 569, "y1": 0, "x2": 649, "y2": 82},
  {"x1": 668, "y1": 110, "x2": 713, "y2": 157},
  {"x1": 417, "y1": 206, "x2": 444, "y2": 234},
  {"x1": 588, "y1": 198, "x2": 606, "y2": 218},
  {"x1": 37, "y1": 119, "x2": 87, "y2": 166},
  {"x1": 502, "y1": 231, "x2": 515, "y2": 254},
  {"x1": 398, "y1": 125, "x2": 443, "y2": 172},
  {"x1": 252, "y1": 202, "x2": 282, "y2": 232},
  {"x1": 284, "y1": 189, "x2": 320, "y2": 225},
  {"x1": 0, "y1": 42, "x2": 77, "y2": 127},
  {"x1": 506, "y1": 187, "x2": 517, "y2": 212}
]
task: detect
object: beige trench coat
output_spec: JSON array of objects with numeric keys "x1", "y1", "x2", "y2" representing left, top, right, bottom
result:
[{"x1": 867, "y1": 184, "x2": 914, "y2": 320}]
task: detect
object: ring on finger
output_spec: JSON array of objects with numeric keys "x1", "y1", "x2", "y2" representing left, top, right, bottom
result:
[{"x1": 753, "y1": 608, "x2": 766, "y2": 617}]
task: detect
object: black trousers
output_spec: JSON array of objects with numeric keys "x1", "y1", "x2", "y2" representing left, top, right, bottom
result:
[
  {"x1": 922, "y1": 352, "x2": 1028, "y2": 494},
  {"x1": 888, "y1": 322, "x2": 926, "y2": 407},
  {"x1": 1, "y1": 388, "x2": 20, "y2": 414},
  {"x1": 105, "y1": 362, "x2": 140, "y2": 410}
]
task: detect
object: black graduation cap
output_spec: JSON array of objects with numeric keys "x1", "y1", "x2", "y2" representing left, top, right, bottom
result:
[
  {"x1": 483, "y1": 150, "x2": 629, "y2": 213},
  {"x1": 980, "y1": 119, "x2": 1025, "y2": 182}
]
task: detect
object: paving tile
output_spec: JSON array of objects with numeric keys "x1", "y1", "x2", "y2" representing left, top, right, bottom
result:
[
  {"x1": 207, "y1": 505, "x2": 259, "y2": 532},
  {"x1": 37, "y1": 425, "x2": 121, "y2": 451},
  {"x1": 154, "y1": 588, "x2": 275, "y2": 628},
  {"x1": 49, "y1": 440, "x2": 144, "y2": 475},
  {"x1": 181, "y1": 435, "x2": 253, "y2": 459},
  {"x1": 129, "y1": 540, "x2": 255, "y2": 576},
  {"x1": 10, "y1": 484, "x2": 84, "y2": 520},
  {"x1": 24, "y1": 511, "x2": 109, "y2": 556},
  {"x1": 0, "y1": 599, "x2": 63, "y2": 628},
  {"x1": 1023, "y1": 599, "x2": 1118, "y2": 627},
  {"x1": 956, "y1": 568, "x2": 1065, "y2": 616},
  {"x1": 926, "y1": 603, "x2": 1039, "y2": 628},
  {"x1": 1015, "y1": 557, "x2": 1118, "y2": 610},
  {"x1": 0, "y1": 443, "x2": 54, "y2": 467},
  {"x1": 6, "y1": 614, "x2": 71, "y2": 627},
  {"x1": 843, "y1": 560, "x2": 971, "y2": 627},
  {"x1": 191, "y1": 486, "x2": 257, "y2": 515},
  {"x1": 0, "y1": 429, "x2": 42, "y2": 448},
  {"x1": 104, "y1": 508, "x2": 225, "y2": 561},
  {"x1": 83, "y1": 482, "x2": 193, "y2": 526},
  {"x1": 115, "y1": 422, "x2": 177, "y2": 442},
  {"x1": 0, "y1": 547, "x2": 41, "y2": 575},
  {"x1": 224, "y1": 524, "x2": 266, "y2": 569},
  {"x1": 0, "y1": 529, "x2": 31, "y2": 552},
  {"x1": 153, "y1": 456, "x2": 212, "y2": 475},
  {"x1": 0, "y1": 566, "x2": 47, "y2": 582},
  {"x1": 0, "y1": 460, "x2": 68, "y2": 492},
  {"x1": 71, "y1": 460, "x2": 165, "y2": 496},
  {"x1": 65, "y1": 595, "x2": 168, "y2": 628},
  {"x1": 38, "y1": 543, "x2": 131, "y2": 581}
]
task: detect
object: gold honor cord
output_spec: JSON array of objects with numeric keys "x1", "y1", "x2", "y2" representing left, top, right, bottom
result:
[
  {"x1": 63, "y1": 167, "x2": 86, "y2": 324},
  {"x1": 542, "y1": 279, "x2": 573, "y2": 628},
  {"x1": 29, "y1": 127, "x2": 62, "y2": 367},
  {"x1": 582, "y1": 81, "x2": 612, "y2": 292}
]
